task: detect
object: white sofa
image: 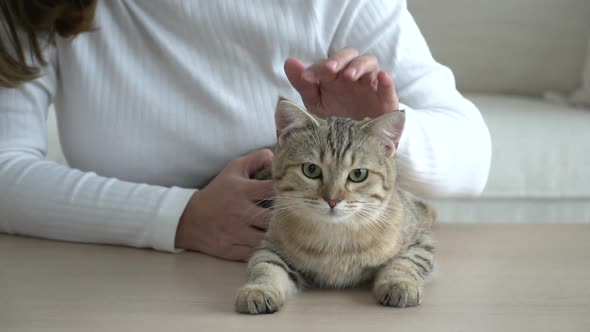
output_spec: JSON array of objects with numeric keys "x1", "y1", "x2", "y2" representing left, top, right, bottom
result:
[
  {"x1": 47, "y1": 0, "x2": 590, "y2": 223},
  {"x1": 410, "y1": 0, "x2": 590, "y2": 222}
]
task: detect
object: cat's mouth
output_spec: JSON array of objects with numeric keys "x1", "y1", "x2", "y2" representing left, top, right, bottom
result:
[
  {"x1": 312, "y1": 205, "x2": 354, "y2": 223},
  {"x1": 327, "y1": 209, "x2": 341, "y2": 218}
]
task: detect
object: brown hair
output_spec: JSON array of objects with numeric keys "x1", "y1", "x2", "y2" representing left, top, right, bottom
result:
[{"x1": 0, "y1": 0, "x2": 97, "y2": 88}]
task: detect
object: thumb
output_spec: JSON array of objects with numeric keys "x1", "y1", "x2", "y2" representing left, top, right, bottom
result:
[
  {"x1": 239, "y1": 149, "x2": 274, "y2": 178},
  {"x1": 284, "y1": 57, "x2": 321, "y2": 108}
]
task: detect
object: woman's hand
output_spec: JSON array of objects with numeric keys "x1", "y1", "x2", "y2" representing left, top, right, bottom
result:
[
  {"x1": 175, "y1": 149, "x2": 274, "y2": 261},
  {"x1": 284, "y1": 47, "x2": 399, "y2": 120}
]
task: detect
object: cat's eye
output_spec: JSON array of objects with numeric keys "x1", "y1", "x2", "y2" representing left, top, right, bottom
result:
[
  {"x1": 302, "y1": 163, "x2": 322, "y2": 179},
  {"x1": 348, "y1": 168, "x2": 369, "y2": 182}
]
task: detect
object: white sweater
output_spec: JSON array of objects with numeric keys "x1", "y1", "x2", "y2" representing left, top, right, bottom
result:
[{"x1": 0, "y1": 1, "x2": 491, "y2": 252}]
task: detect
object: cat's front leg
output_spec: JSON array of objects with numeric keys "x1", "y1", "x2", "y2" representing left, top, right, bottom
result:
[
  {"x1": 373, "y1": 233, "x2": 435, "y2": 308},
  {"x1": 235, "y1": 248, "x2": 302, "y2": 314}
]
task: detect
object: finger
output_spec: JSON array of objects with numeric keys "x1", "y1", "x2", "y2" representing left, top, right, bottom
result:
[
  {"x1": 243, "y1": 178, "x2": 274, "y2": 201},
  {"x1": 284, "y1": 57, "x2": 321, "y2": 107},
  {"x1": 377, "y1": 71, "x2": 399, "y2": 109},
  {"x1": 225, "y1": 244, "x2": 255, "y2": 262},
  {"x1": 247, "y1": 206, "x2": 272, "y2": 230},
  {"x1": 341, "y1": 53, "x2": 379, "y2": 81},
  {"x1": 300, "y1": 62, "x2": 325, "y2": 83},
  {"x1": 326, "y1": 47, "x2": 360, "y2": 73},
  {"x1": 239, "y1": 149, "x2": 274, "y2": 178},
  {"x1": 359, "y1": 71, "x2": 379, "y2": 91},
  {"x1": 241, "y1": 226, "x2": 266, "y2": 248},
  {"x1": 301, "y1": 47, "x2": 360, "y2": 83}
]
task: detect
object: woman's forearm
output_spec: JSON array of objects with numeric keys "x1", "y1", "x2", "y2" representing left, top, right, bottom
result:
[{"x1": 0, "y1": 150, "x2": 195, "y2": 251}]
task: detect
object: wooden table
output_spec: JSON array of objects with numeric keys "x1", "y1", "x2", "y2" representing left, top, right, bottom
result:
[{"x1": 1, "y1": 224, "x2": 589, "y2": 331}]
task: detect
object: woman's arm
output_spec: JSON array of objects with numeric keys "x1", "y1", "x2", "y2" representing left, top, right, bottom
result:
[
  {"x1": 316, "y1": 0, "x2": 492, "y2": 197},
  {"x1": 0, "y1": 44, "x2": 195, "y2": 252}
]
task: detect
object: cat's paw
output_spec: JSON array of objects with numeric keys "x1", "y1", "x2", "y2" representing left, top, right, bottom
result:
[
  {"x1": 374, "y1": 280, "x2": 422, "y2": 308},
  {"x1": 235, "y1": 284, "x2": 284, "y2": 315}
]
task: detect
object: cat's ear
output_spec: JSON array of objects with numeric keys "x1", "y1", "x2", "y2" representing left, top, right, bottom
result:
[
  {"x1": 362, "y1": 110, "x2": 406, "y2": 156},
  {"x1": 275, "y1": 97, "x2": 319, "y2": 144}
]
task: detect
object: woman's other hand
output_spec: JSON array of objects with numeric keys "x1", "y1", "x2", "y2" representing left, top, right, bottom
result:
[
  {"x1": 284, "y1": 47, "x2": 399, "y2": 120},
  {"x1": 175, "y1": 149, "x2": 274, "y2": 261}
]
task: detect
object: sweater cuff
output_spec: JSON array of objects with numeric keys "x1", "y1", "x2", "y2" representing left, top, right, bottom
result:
[{"x1": 150, "y1": 186, "x2": 196, "y2": 253}]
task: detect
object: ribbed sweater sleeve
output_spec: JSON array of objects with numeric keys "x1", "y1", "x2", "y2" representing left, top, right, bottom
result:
[{"x1": 0, "y1": 46, "x2": 195, "y2": 252}]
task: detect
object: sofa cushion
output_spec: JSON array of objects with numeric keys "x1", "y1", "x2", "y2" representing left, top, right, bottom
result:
[
  {"x1": 569, "y1": 36, "x2": 590, "y2": 107},
  {"x1": 468, "y1": 93, "x2": 590, "y2": 198},
  {"x1": 410, "y1": 0, "x2": 590, "y2": 96}
]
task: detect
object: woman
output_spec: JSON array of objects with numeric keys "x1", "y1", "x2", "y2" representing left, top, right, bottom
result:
[{"x1": 0, "y1": 0, "x2": 491, "y2": 260}]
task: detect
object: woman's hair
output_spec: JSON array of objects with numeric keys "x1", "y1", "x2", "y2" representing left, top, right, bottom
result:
[{"x1": 0, "y1": 0, "x2": 97, "y2": 88}]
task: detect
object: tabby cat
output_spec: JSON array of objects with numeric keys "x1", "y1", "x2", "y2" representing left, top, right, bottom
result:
[{"x1": 235, "y1": 99, "x2": 436, "y2": 314}]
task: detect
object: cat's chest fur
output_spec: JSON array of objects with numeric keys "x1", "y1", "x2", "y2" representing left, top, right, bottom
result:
[{"x1": 270, "y1": 219, "x2": 403, "y2": 288}]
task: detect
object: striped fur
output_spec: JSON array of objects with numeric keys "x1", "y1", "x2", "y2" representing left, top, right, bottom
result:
[{"x1": 235, "y1": 100, "x2": 436, "y2": 314}]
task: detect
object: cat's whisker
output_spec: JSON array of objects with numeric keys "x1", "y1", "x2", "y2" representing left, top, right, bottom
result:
[{"x1": 353, "y1": 207, "x2": 402, "y2": 234}]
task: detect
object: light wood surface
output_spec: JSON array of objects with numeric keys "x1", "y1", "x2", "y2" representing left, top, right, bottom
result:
[{"x1": 1, "y1": 224, "x2": 589, "y2": 332}]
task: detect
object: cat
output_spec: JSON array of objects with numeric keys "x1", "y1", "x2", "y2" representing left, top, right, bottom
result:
[{"x1": 235, "y1": 98, "x2": 437, "y2": 314}]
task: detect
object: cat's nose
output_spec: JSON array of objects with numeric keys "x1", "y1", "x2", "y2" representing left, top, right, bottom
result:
[{"x1": 325, "y1": 198, "x2": 341, "y2": 209}]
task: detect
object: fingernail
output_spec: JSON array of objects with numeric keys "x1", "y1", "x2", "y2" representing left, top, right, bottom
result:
[
  {"x1": 326, "y1": 60, "x2": 337, "y2": 71},
  {"x1": 302, "y1": 70, "x2": 316, "y2": 83},
  {"x1": 347, "y1": 68, "x2": 357, "y2": 79}
]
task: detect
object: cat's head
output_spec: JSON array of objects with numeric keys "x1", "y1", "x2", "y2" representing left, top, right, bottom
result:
[{"x1": 272, "y1": 98, "x2": 405, "y2": 225}]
